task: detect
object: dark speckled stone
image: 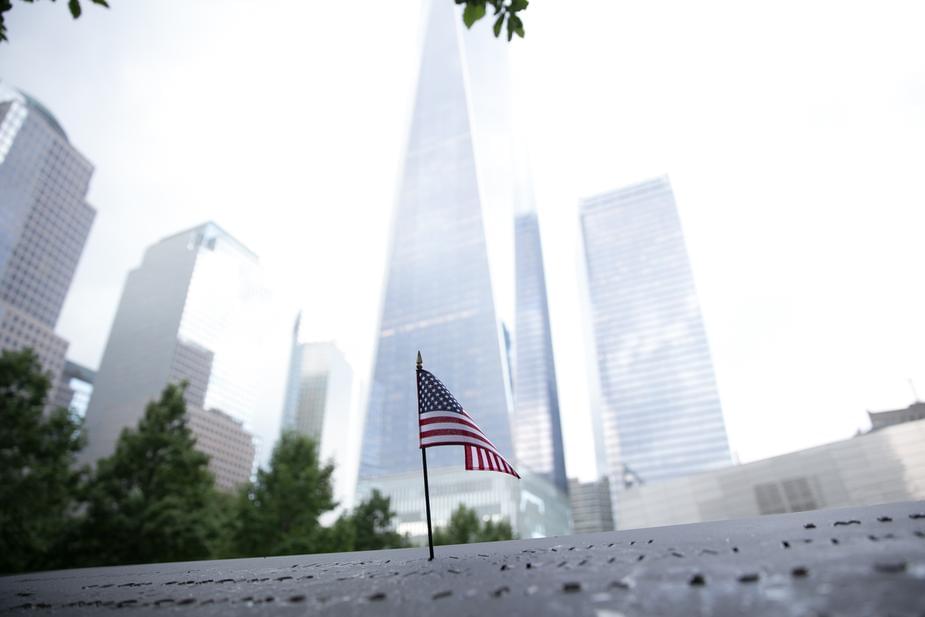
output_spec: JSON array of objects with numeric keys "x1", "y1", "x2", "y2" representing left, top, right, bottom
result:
[{"x1": 1, "y1": 501, "x2": 923, "y2": 616}]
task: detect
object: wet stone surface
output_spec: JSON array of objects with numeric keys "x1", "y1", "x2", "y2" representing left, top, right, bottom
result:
[{"x1": 2, "y1": 501, "x2": 924, "y2": 616}]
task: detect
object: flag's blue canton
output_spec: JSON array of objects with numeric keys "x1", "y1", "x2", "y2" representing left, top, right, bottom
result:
[{"x1": 418, "y1": 370, "x2": 464, "y2": 414}]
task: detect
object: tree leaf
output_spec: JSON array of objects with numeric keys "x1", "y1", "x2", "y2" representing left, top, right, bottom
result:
[
  {"x1": 510, "y1": 0, "x2": 529, "y2": 12},
  {"x1": 91, "y1": 0, "x2": 110, "y2": 7},
  {"x1": 509, "y1": 13, "x2": 525, "y2": 38},
  {"x1": 493, "y1": 14, "x2": 504, "y2": 38},
  {"x1": 462, "y1": 2, "x2": 486, "y2": 29},
  {"x1": 68, "y1": 0, "x2": 81, "y2": 19}
]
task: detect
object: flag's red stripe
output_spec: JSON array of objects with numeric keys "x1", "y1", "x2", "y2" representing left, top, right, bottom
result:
[
  {"x1": 419, "y1": 423, "x2": 499, "y2": 451},
  {"x1": 420, "y1": 427, "x2": 496, "y2": 448},
  {"x1": 465, "y1": 444, "x2": 473, "y2": 470}
]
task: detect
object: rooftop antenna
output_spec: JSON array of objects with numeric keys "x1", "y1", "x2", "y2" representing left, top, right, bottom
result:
[{"x1": 909, "y1": 379, "x2": 920, "y2": 403}]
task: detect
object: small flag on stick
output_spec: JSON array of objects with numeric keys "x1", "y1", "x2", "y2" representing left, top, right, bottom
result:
[{"x1": 415, "y1": 352, "x2": 519, "y2": 560}]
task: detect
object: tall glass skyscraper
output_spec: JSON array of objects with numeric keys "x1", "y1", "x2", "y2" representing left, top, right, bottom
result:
[
  {"x1": 82, "y1": 223, "x2": 292, "y2": 481},
  {"x1": 513, "y1": 211, "x2": 567, "y2": 492},
  {"x1": 357, "y1": 1, "x2": 570, "y2": 538},
  {"x1": 0, "y1": 84, "x2": 95, "y2": 383},
  {"x1": 580, "y1": 177, "x2": 731, "y2": 505},
  {"x1": 359, "y1": 0, "x2": 518, "y2": 481},
  {"x1": 282, "y1": 339, "x2": 359, "y2": 514}
]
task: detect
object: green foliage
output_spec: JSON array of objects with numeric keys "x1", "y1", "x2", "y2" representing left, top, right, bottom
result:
[
  {"x1": 0, "y1": 349, "x2": 84, "y2": 574},
  {"x1": 348, "y1": 489, "x2": 410, "y2": 550},
  {"x1": 66, "y1": 382, "x2": 222, "y2": 567},
  {"x1": 0, "y1": 352, "x2": 415, "y2": 570},
  {"x1": 455, "y1": 0, "x2": 528, "y2": 41},
  {"x1": 1, "y1": 1, "x2": 526, "y2": 45},
  {"x1": 229, "y1": 431, "x2": 336, "y2": 557},
  {"x1": 432, "y1": 504, "x2": 514, "y2": 545},
  {"x1": 310, "y1": 490, "x2": 410, "y2": 554},
  {"x1": 0, "y1": 0, "x2": 108, "y2": 43}
]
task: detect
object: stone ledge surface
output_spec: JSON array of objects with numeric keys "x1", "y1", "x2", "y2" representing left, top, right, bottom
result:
[{"x1": 2, "y1": 501, "x2": 924, "y2": 616}]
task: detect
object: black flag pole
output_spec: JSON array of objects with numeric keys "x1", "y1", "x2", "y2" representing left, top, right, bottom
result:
[{"x1": 416, "y1": 350, "x2": 435, "y2": 561}]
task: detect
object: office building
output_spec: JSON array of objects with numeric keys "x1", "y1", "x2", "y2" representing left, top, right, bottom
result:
[
  {"x1": 360, "y1": 0, "x2": 518, "y2": 480},
  {"x1": 0, "y1": 84, "x2": 95, "y2": 383},
  {"x1": 357, "y1": 468, "x2": 571, "y2": 542},
  {"x1": 282, "y1": 339, "x2": 359, "y2": 512},
  {"x1": 569, "y1": 477, "x2": 615, "y2": 534},
  {"x1": 82, "y1": 223, "x2": 291, "y2": 470},
  {"x1": 617, "y1": 418, "x2": 925, "y2": 530},
  {"x1": 580, "y1": 177, "x2": 731, "y2": 520},
  {"x1": 513, "y1": 211, "x2": 567, "y2": 492},
  {"x1": 187, "y1": 406, "x2": 255, "y2": 491},
  {"x1": 359, "y1": 0, "x2": 568, "y2": 534},
  {"x1": 51, "y1": 360, "x2": 95, "y2": 416},
  {"x1": 868, "y1": 401, "x2": 925, "y2": 431}
]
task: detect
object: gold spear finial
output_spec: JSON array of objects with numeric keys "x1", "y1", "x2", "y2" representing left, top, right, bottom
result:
[{"x1": 416, "y1": 350, "x2": 423, "y2": 370}]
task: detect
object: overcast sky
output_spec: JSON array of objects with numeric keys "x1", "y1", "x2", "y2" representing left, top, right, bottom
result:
[{"x1": 2, "y1": 0, "x2": 924, "y2": 481}]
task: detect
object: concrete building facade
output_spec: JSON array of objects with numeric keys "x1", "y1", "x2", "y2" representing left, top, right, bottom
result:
[
  {"x1": 569, "y1": 477, "x2": 615, "y2": 534},
  {"x1": 0, "y1": 84, "x2": 95, "y2": 383},
  {"x1": 616, "y1": 418, "x2": 925, "y2": 530},
  {"x1": 82, "y1": 223, "x2": 290, "y2": 475},
  {"x1": 868, "y1": 401, "x2": 925, "y2": 431},
  {"x1": 187, "y1": 406, "x2": 255, "y2": 491}
]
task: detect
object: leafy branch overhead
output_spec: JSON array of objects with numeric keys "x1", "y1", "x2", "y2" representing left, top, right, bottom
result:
[
  {"x1": 0, "y1": 0, "x2": 108, "y2": 43},
  {"x1": 456, "y1": 0, "x2": 528, "y2": 41},
  {"x1": 1, "y1": 1, "x2": 527, "y2": 45}
]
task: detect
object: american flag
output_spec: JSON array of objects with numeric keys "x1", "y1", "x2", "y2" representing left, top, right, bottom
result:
[{"x1": 417, "y1": 369, "x2": 520, "y2": 479}]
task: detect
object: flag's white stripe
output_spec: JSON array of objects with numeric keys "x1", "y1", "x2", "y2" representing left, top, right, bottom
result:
[
  {"x1": 420, "y1": 410, "x2": 481, "y2": 424},
  {"x1": 420, "y1": 433, "x2": 504, "y2": 458},
  {"x1": 419, "y1": 414, "x2": 498, "y2": 448},
  {"x1": 419, "y1": 422, "x2": 489, "y2": 438}
]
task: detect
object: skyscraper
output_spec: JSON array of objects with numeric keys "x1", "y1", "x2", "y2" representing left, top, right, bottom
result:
[
  {"x1": 0, "y1": 84, "x2": 95, "y2": 383},
  {"x1": 82, "y1": 223, "x2": 292, "y2": 480},
  {"x1": 568, "y1": 477, "x2": 615, "y2": 534},
  {"x1": 282, "y1": 339, "x2": 359, "y2": 513},
  {"x1": 513, "y1": 211, "x2": 567, "y2": 492},
  {"x1": 51, "y1": 360, "x2": 96, "y2": 416},
  {"x1": 580, "y1": 177, "x2": 731, "y2": 514},
  {"x1": 357, "y1": 0, "x2": 570, "y2": 538},
  {"x1": 359, "y1": 0, "x2": 517, "y2": 481}
]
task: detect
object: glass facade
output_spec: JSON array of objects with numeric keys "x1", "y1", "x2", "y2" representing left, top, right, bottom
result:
[
  {"x1": 580, "y1": 177, "x2": 731, "y2": 510},
  {"x1": 82, "y1": 223, "x2": 292, "y2": 466},
  {"x1": 356, "y1": 467, "x2": 572, "y2": 541},
  {"x1": 513, "y1": 211, "x2": 567, "y2": 492},
  {"x1": 359, "y1": 0, "x2": 518, "y2": 480},
  {"x1": 0, "y1": 84, "x2": 95, "y2": 382},
  {"x1": 282, "y1": 340, "x2": 358, "y2": 512},
  {"x1": 51, "y1": 360, "x2": 96, "y2": 417}
]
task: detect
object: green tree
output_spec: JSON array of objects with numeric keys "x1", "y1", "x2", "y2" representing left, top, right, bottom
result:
[
  {"x1": 348, "y1": 489, "x2": 410, "y2": 551},
  {"x1": 229, "y1": 431, "x2": 336, "y2": 557},
  {"x1": 433, "y1": 504, "x2": 514, "y2": 545},
  {"x1": 0, "y1": 349, "x2": 84, "y2": 574},
  {"x1": 66, "y1": 382, "x2": 221, "y2": 567}
]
